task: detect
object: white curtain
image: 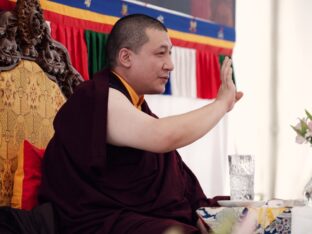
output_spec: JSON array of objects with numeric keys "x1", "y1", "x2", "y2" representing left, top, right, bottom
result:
[{"x1": 170, "y1": 46, "x2": 197, "y2": 98}]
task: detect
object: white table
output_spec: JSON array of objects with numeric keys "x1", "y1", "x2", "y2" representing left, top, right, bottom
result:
[{"x1": 291, "y1": 206, "x2": 312, "y2": 233}]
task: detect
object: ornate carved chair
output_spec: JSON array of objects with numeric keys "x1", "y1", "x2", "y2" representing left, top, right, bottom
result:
[{"x1": 0, "y1": 0, "x2": 83, "y2": 207}]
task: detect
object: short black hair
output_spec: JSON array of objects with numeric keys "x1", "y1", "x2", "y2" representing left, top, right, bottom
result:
[{"x1": 106, "y1": 14, "x2": 167, "y2": 68}]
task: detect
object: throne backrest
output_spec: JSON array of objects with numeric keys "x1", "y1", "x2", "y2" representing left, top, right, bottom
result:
[
  {"x1": 0, "y1": 0, "x2": 84, "y2": 206},
  {"x1": 0, "y1": 60, "x2": 66, "y2": 205}
]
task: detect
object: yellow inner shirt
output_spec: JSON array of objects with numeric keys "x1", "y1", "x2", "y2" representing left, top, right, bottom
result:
[{"x1": 111, "y1": 71, "x2": 144, "y2": 110}]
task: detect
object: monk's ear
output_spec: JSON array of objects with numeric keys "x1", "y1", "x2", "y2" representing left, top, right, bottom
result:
[{"x1": 118, "y1": 48, "x2": 132, "y2": 68}]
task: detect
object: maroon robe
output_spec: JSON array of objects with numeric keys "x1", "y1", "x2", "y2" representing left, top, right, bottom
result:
[{"x1": 38, "y1": 70, "x2": 219, "y2": 234}]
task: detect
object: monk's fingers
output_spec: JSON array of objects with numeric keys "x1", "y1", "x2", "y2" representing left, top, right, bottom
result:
[
  {"x1": 220, "y1": 57, "x2": 228, "y2": 74},
  {"x1": 235, "y1": 91, "x2": 244, "y2": 102},
  {"x1": 227, "y1": 69, "x2": 234, "y2": 88},
  {"x1": 226, "y1": 66, "x2": 233, "y2": 80},
  {"x1": 221, "y1": 57, "x2": 232, "y2": 83},
  {"x1": 220, "y1": 57, "x2": 228, "y2": 81}
]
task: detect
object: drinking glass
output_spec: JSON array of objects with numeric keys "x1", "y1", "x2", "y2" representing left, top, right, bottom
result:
[
  {"x1": 228, "y1": 154, "x2": 255, "y2": 200},
  {"x1": 303, "y1": 177, "x2": 312, "y2": 206}
]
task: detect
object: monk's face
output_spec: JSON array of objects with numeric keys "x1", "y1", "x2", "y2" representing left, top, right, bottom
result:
[{"x1": 129, "y1": 28, "x2": 174, "y2": 95}]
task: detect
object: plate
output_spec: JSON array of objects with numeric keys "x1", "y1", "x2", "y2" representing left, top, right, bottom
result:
[{"x1": 217, "y1": 200, "x2": 265, "y2": 207}]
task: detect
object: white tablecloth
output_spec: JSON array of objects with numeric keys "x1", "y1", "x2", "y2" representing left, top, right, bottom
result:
[{"x1": 291, "y1": 206, "x2": 312, "y2": 233}]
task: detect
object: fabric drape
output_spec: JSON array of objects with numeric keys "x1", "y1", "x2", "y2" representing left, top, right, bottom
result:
[
  {"x1": 85, "y1": 30, "x2": 109, "y2": 79},
  {"x1": 0, "y1": 0, "x2": 15, "y2": 10},
  {"x1": 170, "y1": 46, "x2": 197, "y2": 98},
  {"x1": 49, "y1": 24, "x2": 232, "y2": 99},
  {"x1": 196, "y1": 50, "x2": 221, "y2": 99},
  {"x1": 50, "y1": 22, "x2": 89, "y2": 80}
]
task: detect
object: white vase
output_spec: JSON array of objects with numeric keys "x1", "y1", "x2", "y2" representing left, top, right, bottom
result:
[{"x1": 303, "y1": 176, "x2": 312, "y2": 206}]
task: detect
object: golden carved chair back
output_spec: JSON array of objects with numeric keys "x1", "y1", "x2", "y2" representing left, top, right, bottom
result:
[
  {"x1": 0, "y1": 0, "x2": 84, "y2": 206},
  {"x1": 0, "y1": 60, "x2": 66, "y2": 205}
]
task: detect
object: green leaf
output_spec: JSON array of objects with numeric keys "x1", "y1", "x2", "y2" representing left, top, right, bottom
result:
[
  {"x1": 291, "y1": 125, "x2": 305, "y2": 137},
  {"x1": 300, "y1": 119, "x2": 309, "y2": 135},
  {"x1": 305, "y1": 109, "x2": 312, "y2": 121}
]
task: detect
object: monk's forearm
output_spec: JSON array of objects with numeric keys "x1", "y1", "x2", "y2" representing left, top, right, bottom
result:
[{"x1": 154, "y1": 100, "x2": 228, "y2": 152}]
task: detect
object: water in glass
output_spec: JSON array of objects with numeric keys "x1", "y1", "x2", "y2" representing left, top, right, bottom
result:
[{"x1": 228, "y1": 154, "x2": 255, "y2": 200}]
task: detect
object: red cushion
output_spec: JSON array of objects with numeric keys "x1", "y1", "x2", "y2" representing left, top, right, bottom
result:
[{"x1": 11, "y1": 140, "x2": 45, "y2": 210}]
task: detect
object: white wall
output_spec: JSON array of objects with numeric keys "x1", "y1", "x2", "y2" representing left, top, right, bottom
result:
[
  {"x1": 233, "y1": 0, "x2": 312, "y2": 200},
  {"x1": 230, "y1": 0, "x2": 273, "y2": 200},
  {"x1": 275, "y1": 0, "x2": 312, "y2": 199}
]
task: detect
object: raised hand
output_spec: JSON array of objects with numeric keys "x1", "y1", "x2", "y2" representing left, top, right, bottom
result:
[{"x1": 216, "y1": 57, "x2": 243, "y2": 112}]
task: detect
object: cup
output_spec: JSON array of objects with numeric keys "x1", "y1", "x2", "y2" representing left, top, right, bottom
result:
[{"x1": 228, "y1": 154, "x2": 255, "y2": 200}]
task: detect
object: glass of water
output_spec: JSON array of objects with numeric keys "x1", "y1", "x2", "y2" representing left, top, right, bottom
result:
[{"x1": 228, "y1": 154, "x2": 255, "y2": 200}]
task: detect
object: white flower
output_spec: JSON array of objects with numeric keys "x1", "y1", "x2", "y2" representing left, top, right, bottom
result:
[
  {"x1": 296, "y1": 135, "x2": 306, "y2": 144},
  {"x1": 308, "y1": 121, "x2": 312, "y2": 131},
  {"x1": 305, "y1": 130, "x2": 312, "y2": 138},
  {"x1": 292, "y1": 109, "x2": 312, "y2": 146}
]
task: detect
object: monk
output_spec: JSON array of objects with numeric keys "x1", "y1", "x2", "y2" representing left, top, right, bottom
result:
[{"x1": 38, "y1": 14, "x2": 243, "y2": 234}]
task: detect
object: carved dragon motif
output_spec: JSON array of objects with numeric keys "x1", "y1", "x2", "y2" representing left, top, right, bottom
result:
[
  {"x1": 0, "y1": 0, "x2": 84, "y2": 98},
  {"x1": 0, "y1": 11, "x2": 20, "y2": 69}
]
